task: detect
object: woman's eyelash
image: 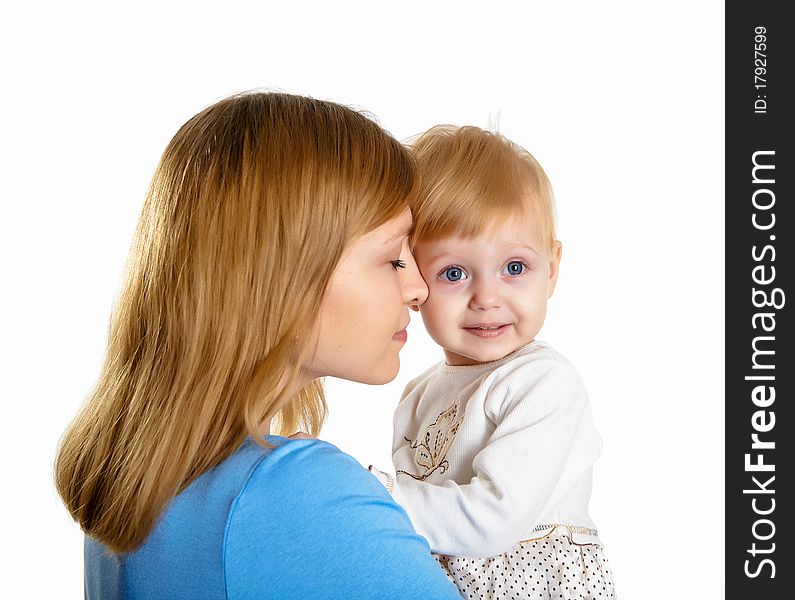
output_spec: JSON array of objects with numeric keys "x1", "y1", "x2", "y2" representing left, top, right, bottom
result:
[{"x1": 391, "y1": 259, "x2": 407, "y2": 270}]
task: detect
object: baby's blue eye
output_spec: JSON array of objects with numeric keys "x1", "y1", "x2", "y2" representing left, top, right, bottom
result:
[
  {"x1": 502, "y1": 261, "x2": 526, "y2": 276},
  {"x1": 440, "y1": 266, "x2": 468, "y2": 282}
]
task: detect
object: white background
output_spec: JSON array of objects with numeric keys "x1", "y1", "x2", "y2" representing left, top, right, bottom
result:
[{"x1": 2, "y1": 1, "x2": 724, "y2": 598}]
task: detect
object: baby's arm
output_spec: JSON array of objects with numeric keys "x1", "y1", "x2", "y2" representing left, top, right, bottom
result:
[{"x1": 390, "y1": 358, "x2": 602, "y2": 558}]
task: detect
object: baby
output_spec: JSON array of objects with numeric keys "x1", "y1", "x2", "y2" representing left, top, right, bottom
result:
[{"x1": 370, "y1": 125, "x2": 616, "y2": 599}]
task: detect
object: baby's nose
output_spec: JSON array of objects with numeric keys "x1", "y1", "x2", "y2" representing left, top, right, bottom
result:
[{"x1": 468, "y1": 280, "x2": 500, "y2": 310}]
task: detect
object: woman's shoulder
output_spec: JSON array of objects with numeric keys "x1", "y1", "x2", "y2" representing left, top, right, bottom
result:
[
  {"x1": 231, "y1": 435, "x2": 384, "y2": 500},
  {"x1": 223, "y1": 437, "x2": 461, "y2": 598},
  {"x1": 84, "y1": 438, "x2": 371, "y2": 598},
  {"x1": 226, "y1": 435, "x2": 415, "y2": 537}
]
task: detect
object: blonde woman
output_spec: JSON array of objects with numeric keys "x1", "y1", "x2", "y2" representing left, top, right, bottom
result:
[{"x1": 55, "y1": 92, "x2": 461, "y2": 599}]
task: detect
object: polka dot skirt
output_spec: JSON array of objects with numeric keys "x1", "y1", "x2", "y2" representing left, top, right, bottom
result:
[{"x1": 433, "y1": 527, "x2": 616, "y2": 599}]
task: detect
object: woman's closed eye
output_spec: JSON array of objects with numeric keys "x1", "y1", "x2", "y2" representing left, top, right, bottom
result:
[
  {"x1": 391, "y1": 259, "x2": 407, "y2": 270},
  {"x1": 501, "y1": 260, "x2": 529, "y2": 277},
  {"x1": 439, "y1": 265, "x2": 468, "y2": 282}
]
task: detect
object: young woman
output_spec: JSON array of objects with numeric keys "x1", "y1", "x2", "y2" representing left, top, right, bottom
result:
[{"x1": 55, "y1": 92, "x2": 461, "y2": 599}]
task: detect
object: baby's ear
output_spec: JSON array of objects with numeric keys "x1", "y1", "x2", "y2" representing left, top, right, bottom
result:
[{"x1": 547, "y1": 240, "x2": 563, "y2": 297}]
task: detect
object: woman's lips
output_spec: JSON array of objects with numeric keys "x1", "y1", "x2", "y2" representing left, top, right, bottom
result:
[
  {"x1": 463, "y1": 323, "x2": 510, "y2": 338},
  {"x1": 392, "y1": 329, "x2": 408, "y2": 343}
]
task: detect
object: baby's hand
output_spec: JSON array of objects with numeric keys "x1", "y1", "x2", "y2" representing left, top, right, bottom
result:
[
  {"x1": 288, "y1": 431, "x2": 314, "y2": 440},
  {"x1": 368, "y1": 465, "x2": 395, "y2": 494}
]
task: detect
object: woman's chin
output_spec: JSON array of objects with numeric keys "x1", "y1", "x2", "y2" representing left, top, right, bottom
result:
[{"x1": 357, "y1": 355, "x2": 400, "y2": 385}]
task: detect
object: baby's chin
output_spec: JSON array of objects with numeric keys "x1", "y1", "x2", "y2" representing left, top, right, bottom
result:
[{"x1": 443, "y1": 340, "x2": 529, "y2": 366}]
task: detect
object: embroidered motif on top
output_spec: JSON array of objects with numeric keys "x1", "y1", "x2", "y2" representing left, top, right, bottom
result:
[{"x1": 397, "y1": 400, "x2": 463, "y2": 480}]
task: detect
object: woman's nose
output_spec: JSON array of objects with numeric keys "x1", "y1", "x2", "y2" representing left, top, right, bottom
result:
[{"x1": 400, "y1": 250, "x2": 429, "y2": 306}]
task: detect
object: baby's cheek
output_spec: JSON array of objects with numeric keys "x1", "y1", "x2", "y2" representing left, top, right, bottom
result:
[
  {"x1": 421, "y1": 294, "x2": 446, "y2": 320},
  {"x1": 419, "y1": 305, "x2": 445, "y2": 336}
]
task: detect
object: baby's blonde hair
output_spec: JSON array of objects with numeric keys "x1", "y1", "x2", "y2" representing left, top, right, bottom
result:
[
  {"x1": 54, "y1": 92, "x2": 415, "y2": 553},
  {"x1": 408, "y1": 125, "x2": 556, "y2": 251}
]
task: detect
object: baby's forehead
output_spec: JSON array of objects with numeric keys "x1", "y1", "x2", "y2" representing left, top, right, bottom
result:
[
  {"x1": 417, "y1": 210, "x2": 540, "y2": 246},
  {"x1": 415, "y1": 226, "x2": 541, "y2": 261}
]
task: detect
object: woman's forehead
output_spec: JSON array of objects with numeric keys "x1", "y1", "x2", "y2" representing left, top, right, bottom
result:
[
  {"x1": 374, "y1": 207, "x2": 414, "y2": 244},
  {"x1": 341, "y1": 207, "x2": 413, "y2": 259}
]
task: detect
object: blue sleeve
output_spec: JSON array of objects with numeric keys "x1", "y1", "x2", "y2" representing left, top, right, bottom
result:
[{"x1": 223, "y1": 439, "x2": 461, "y2": 599}]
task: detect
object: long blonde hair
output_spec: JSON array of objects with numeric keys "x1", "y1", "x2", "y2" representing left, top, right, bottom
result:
[{"x1": 55, "y1": 92, "x2": 415, "y2": 553}]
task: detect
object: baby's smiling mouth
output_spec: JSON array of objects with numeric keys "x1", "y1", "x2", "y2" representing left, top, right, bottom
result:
[
  {"x1": 463, "y1": 323, "x2": 511, "y2": 331},
  {"x1": 462, "y1": 323, "x2": 511, "y2": 338}
]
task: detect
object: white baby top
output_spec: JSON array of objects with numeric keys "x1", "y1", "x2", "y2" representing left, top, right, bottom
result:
[{"x1": 387, "y1": 340, "x2": 603, "y2": 558}]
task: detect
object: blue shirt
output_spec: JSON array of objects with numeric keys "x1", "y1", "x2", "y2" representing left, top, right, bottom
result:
[{"x1": 85, "y1": 436, "x2": 461, "y2": 599}]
